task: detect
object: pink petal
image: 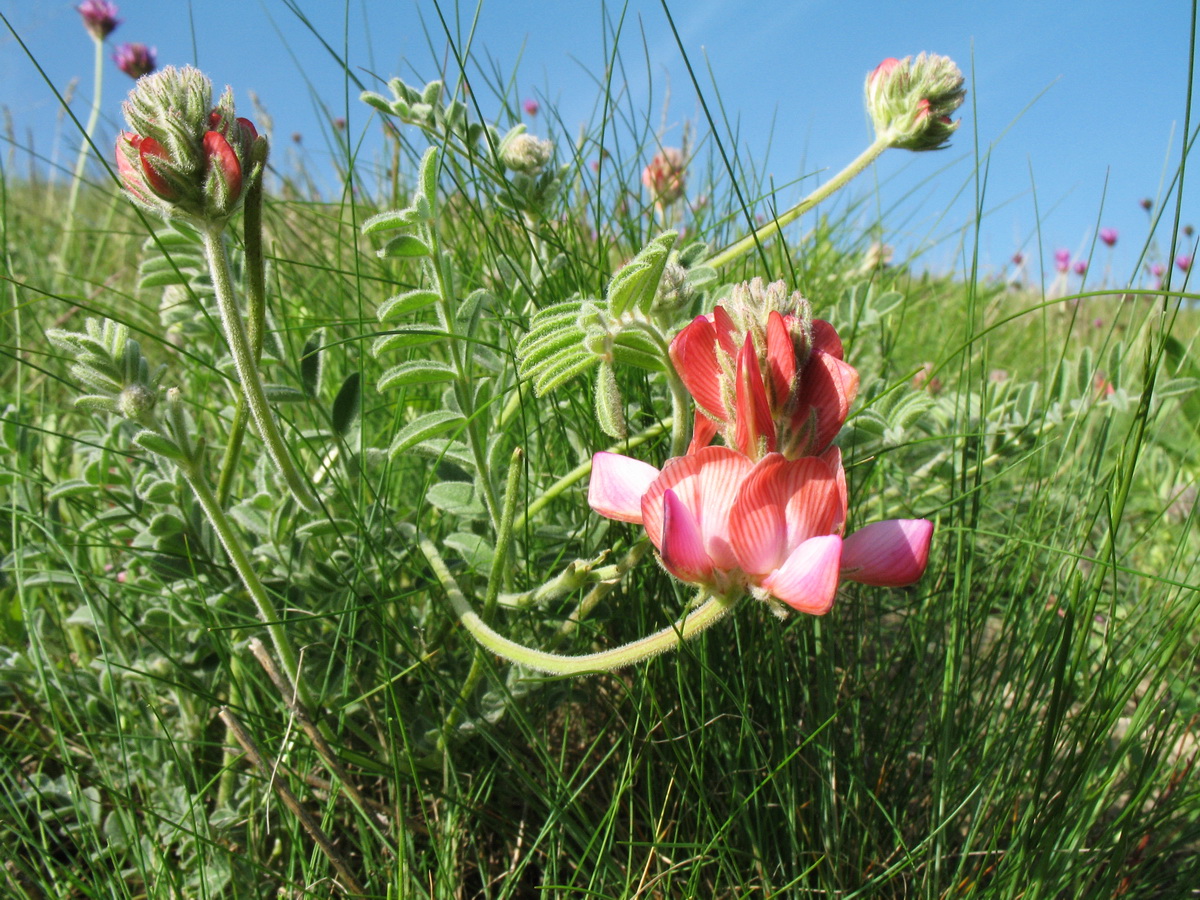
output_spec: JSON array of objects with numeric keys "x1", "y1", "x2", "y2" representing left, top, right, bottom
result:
[
  {"x1": 669, "y1": 315, "x2": 728, "y2": 420},
  {"x1": 588, "y1": 452, "x2": 659, "y2": 524},
  {"x1": 729, "y1": 454, "x2": 841, "y2": 577},
  {"x1": 734, "y1": 333, "x2": 774, "y2": 456},
  {"x1": 766, "y1": 311, "x2": 796, "y2": 408},
  {"x1": 811, "y1": 320, "x2": 843, "y2": 360},
  {"x1": 137, "y1": 136, "x2": 176, "y2": 199},
  {"x1": 641, "y1": 445, "x2": 752, "y2": 569},
  {"x1": 203, "y1": 130, "x2": 243, "y2": 199},
  {"x1": 820, "y1": 445, "x2": 848, "y2": 535},
  {"x1": 659, "y1": 488, "x2": 713, "y2": 584},
  {"x1": 687, "y1": 413, "x2": 719, "y2": 455},
  {"x1": 761, "y1": 534, "x2": 843, "y2": 615},
  {"x1": 712, "y1": 306, "x2": 739, "y2": 357},
  {"x1": 840, "y1": 519, "x2": 933, "y2": 587},
  {"x1": 791, "y1": 350, "x2": 859, "y2": 455}
]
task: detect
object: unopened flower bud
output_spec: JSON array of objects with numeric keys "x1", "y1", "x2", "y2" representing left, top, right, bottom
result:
[
  {"x1": 865, "y1": 53, "x2": 965, "y2": 151},
  {"x1": 651, "y1": 260, "x2": 692, "y2": 315},
  {"x1": 501, "y1": 132, "x2": 553, "y2": 173},
  {"x1": 117, "y1": 383, "x2": 157, "y2": 421}
]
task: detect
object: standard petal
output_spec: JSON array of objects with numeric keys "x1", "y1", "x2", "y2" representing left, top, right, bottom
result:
[
  {"x1": 659, "y1": 488, "x2": 713, "y2": 584},
  {"x1": 840, "y1": 519, "x2": 933, "y2": 587},
  {"x1": 641, "y1": 445, "x2": 752, "y2": 568},
  {"x1": 811, "y1": 319, "x2": 844, "y2": 360},
  {"x1": 588, "y1": 452, "x2": 659, "y2": 524},
  {"x1": 729, "y1": 454, "x2": 841, "y2": 577},
  {"x1": 820, "y1": 445, "x2": 848, "y2": 535},
  {"x1": 791, "y1": 350, "x2": 859, "y2": 455},
  {"x1": 669, "y1": 315, "x2": 728, "y2": 420},
  {"x1": 761, "y1": 534, "x2": 843, "y2": 615}
]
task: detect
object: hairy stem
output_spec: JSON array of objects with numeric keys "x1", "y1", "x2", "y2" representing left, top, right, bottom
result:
[
  {"x1": 705, "y1": 134, "x2": 892, "y2": 270},
  {"x1": 203, "y1": 225, "x2": 318, "y2": 511},
  {"x1": 422, "y1": 537, "x2": 736, "y2": 675}
]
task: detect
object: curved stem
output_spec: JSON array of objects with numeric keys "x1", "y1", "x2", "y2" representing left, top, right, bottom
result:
[
  {"x1": 422, "y1": 536, "x2": 738, "y2": 675},
  {"x1": 202, "y1": 225, "x2": 319, "y2": 511},
  {"x1": 705, "y1": 134, "x2": 892, "y2": 270}
]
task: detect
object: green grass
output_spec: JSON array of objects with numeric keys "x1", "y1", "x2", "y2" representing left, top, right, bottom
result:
[{"x1": 2, "y1": 9, "x2": 1200, "y2": 899}]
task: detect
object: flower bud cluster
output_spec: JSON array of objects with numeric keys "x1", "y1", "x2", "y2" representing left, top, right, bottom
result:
[
  {"x1": 642, "y1": 147, "x2": 686, "y2": 205},
  {"x1": 499, "y1": 129, "x2": 554, "y2": 174},
  {"x1": 116, "y1": 65, "x2": 265, "y2": 226},
  {"x1": 865, "y1": 53, "x2": 965, "y2": 152}
]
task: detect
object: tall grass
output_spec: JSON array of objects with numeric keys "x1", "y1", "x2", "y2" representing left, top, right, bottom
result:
[{"x1": 1, "y1": 6, "x2": 1199, "y2": 899}]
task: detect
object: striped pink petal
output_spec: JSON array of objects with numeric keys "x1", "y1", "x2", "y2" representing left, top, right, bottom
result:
[
  {"x1": 840, "y1": 519, "x2": 933, "y2": 587},
  {"x1": 760, "y1": 534, "x2": 843, "y2": 615},
  {"x1": 729, "y1": 453, "x2": 841, "y2": 578},
  {"x1": 734, "y1": 333, "x2": 774, "y2": 456},
  {"x1": 766, "y1": 311, "x2": 796, "y2": 409},
  {"x1": 640, "y1": 445, "x2": 752, "y2": 572},
  {"x1": 588, "y1": 452, "x2": 660, "y2": 524},
  {"x1": 669, "y1": 314, "x2": 728, "y2": 420},
  {"x1": 659, "y1": 488, "x2": 713, "y2": 584}
]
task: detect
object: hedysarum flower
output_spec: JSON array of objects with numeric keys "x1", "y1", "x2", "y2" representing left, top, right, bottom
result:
[
  {"x1": 113, "y1": 42, "x2": 155, "y2": 79},
  {"x1": 669, "y1": 279, "x2": 858, "y2": 461},
  {"x1": 116, "y1": 65, "x2": 263, "y2": 225},
  {"x1": 1099, "y1": 227, "x2": 1118, "y2": 247},
  {"x1": 78, "y1": 0, "x2": 120, "y2": 40},
  {"x1": 589, "y1": 446, "x2": 933, "y2": 613},
  {"x1": 1073, "y1": 260, "x2": 1088, "y2": 276},
  {"x1": 642, "y1": 147, "x2": 686, "y2": 205},
  {"x1": 865, "y1": 53, "x2": 965, "y2": 151},
  {"x1": 523, "y1": 98, "x2": 540, "y2": 116},
  {"x1": 1054, "y1": 248, "x2": 1071, "y2": 273},
  {"x1": 1176, "y1": 254, "x2": 1192, "y2": 272}
]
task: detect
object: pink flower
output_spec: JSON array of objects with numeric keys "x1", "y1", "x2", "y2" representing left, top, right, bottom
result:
[
  {"x1": 523, "y1": 98, "x2": 539, "y2": 116},
  {"x1": 78, "y1": 0, "x2": 120, "y2": 40},
  {"x1": 1011, "y1": 252, "x2": 1024, "y2": 266},
  {"x1": 669, "y1": 283, "x2": 859, "y2": 461},
  {"x1": 1054, "y1": 248, "x2": 1071, "y2": 273},
  {"x1": 1099, "y1": 227, "x2": 1118, "y2": 247},
  {"x1": 1073, "y1": 260, "x2": 1087, "y2": 276},
  {"x1": 589, "y1": 446, "x2": 933, "y2": 613},
  {"x1": 113, "y1": 42, "x2": 155, "y2": 78},
  {"x1": 642, "y1": 147, "x2": 686, "y2": 205},
  {"x1": 1177, "y1": 254, "x2": 1192, "y2": 272},
  {"x1": 1151, "y1": 262, "x2": 1165, "y2": 277}
]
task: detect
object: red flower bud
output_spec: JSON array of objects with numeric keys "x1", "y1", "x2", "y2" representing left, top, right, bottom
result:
[{"x1": 203, "y1": 130, "x2": 242, "y2": 202}]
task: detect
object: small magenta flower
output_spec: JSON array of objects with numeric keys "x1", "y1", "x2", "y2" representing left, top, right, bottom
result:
[
  {"x1": 1073, "y1": 260, "x2": 1087, "y2": 276},
  {"x1": 1151, "y1": 262, "x2": 1166, "y2": 277},
  {"x1": 865, "y1": 53, "x2": 966, "y2": 151},
  {"x1": 1099, "y1": 227, "x2": 1118, "y2": 247},
  {"x1": 1054, "y1": 248, "x2": 1071, "y2": 273},
  {"x1": 78, "y1": 0, "x2": 120, "y2": 40},
  {"x1": 642, "y1": 147, "x2": 686, "y2": 205},
  {"x1": 523, "y1": 98, "x2": 540, "y2": 116},
  {"x1": 114, "y1": 42, "x2": 155, "y2": 79},
  {"x1": 1176, "y1": 254, "x2": 1192, "y2": 272}
]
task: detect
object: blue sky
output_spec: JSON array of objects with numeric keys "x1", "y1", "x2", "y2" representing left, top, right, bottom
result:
[{"x1": 2, "y1": 0, "x2": 1197, "y2": 287}]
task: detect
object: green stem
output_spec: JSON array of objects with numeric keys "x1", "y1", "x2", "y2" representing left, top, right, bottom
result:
[
  {"x1": 704, "y1": 134, "x2": 892, "y2": 270},
  {"x1": 202, "y1": 225, "x2": 319, "y2": 511},
  {"x1": 215, "y1": 172, "x2": 267, "y2": 507},
  {"x1": 182, "y1": 464, "x2": 315, "y2": 711},
  {"x1": 422, "y1": 536, "x2": 737, "y2": 675},
  {"x1": 58, "y1": 34, "x2": 105, "y2": 280}
]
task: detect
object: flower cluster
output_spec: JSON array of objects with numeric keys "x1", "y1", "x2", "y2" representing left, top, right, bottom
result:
[
  {"x1": 115, "y1": 65, "x2": 264, "y2": 225},
  {"x1": 589, "y1": 280, "x2": 932, "y2": 617},
  {"x1": 642, "y1": 147, "x2": 686, "y2": 205},
  {"x1": 114, "y1": 42, "x2": 156, "y2": 79},
  {"x1": 77, "y1": 0, "x2": 120, "y2": 40}
]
